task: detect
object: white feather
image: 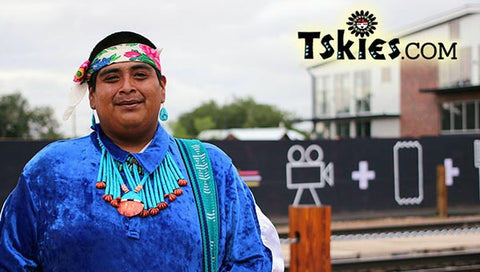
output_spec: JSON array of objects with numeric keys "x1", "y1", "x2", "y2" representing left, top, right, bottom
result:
[{"x1": 63, "y1": 82, "x2": 88, "y2": 121}]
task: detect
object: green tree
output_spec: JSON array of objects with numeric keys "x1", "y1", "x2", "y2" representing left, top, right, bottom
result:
[
  {"x1": 173, "y1": 97, "x2": 292, "y2": 138},
  {"x1": 193, "y1": 116, "x2": 216, "y2": 132},
  {"x1": 0, "y1": 92, "x2": 62, "y2": 139},
  {"x1": 174, "y1": 101, "x2": 221, "y2": 137}
]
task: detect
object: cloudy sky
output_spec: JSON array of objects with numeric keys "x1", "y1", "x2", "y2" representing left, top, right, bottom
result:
[{"x1": 0, "y1": 0, "x2": 477, "y2": 137}]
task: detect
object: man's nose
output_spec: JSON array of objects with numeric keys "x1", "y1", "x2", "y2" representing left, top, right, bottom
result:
[{"x1": 120, "y1": 77, "x2": 136, "y2": 94}]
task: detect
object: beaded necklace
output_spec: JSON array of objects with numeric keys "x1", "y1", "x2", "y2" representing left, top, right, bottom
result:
[{"x1": 95, "y1": 134, "x2": 188, "y2": 218}]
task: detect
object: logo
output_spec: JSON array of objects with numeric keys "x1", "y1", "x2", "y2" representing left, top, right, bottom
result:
[
  {"x1": 346, "y1": 10, "x2": 377, "y2": 37},
  {"x1": 298, "y1": 9, "x2": 457, "y2": 61}
]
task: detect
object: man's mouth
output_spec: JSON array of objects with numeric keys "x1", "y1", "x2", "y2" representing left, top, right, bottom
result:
[
  {"x1": 116, "y1": 99, "x2": 144, "y2": 108},
  {"x1": 117, "y1": 100, "x2": 141, "y2": 105}
]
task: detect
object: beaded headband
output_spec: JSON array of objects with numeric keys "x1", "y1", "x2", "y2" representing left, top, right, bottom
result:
[{"x1": 64, "y1": 43, "x2": 162, "y2": 120}]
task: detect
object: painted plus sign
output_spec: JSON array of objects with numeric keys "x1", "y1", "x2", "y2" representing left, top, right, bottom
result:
[
  {"x1": 352, "y1": 161, "x2": 376, "y2": 190},
  {"x1": 444, "y1": 158, "x2": 460, "y2": 186}
]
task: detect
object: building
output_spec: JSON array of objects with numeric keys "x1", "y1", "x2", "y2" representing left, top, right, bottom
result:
[{"x1": 306, "y1": 4, "x2": 480, "y2": 139}]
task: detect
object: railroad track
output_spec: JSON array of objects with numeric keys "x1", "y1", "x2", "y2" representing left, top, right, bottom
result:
[
  {"x1": 331, "y1": 219, "x2": 480, "y2": 241},
  {"x1": 280, "y1": 218, "x2": 480, "y2": 241},
  {"x1": 331, "y1": 219, "x2": 480, "y2": 238},
  {"x1": 281, "y1": 219, "x2": 480, "y2": 271}
]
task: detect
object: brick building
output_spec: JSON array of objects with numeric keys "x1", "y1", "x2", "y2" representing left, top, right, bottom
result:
[{"x1": 306, "y1": 4, "x2": 480, "y2": 139}]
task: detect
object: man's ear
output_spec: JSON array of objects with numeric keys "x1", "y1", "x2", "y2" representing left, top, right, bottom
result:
[
  {"x1": 160, "y1": 75, "x2": 167, "y2": 88},
  {"x1": 160, "y1": 75, "x2": 167, "y2": 103},
  {"x1": 88, "y1": 86, "x2": 96, "y2": 110}
]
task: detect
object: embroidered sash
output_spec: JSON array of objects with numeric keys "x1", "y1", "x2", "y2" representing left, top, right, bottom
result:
[{"x1": 176, "y1": 139, "x2": 219, "y2": 272}]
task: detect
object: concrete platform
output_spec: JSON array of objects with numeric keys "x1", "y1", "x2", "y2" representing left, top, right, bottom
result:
[
  {"x1": 277, "y1": 214, "x2": 480, "y2": 268},
  {"x1": 331, "y1": 231, "x2": 480, "y2": 259}
]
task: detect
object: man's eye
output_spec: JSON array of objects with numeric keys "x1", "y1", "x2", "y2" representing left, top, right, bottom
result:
[
  {"x1": 135, "y1": 72, "x2": 148, "y2": 78},
  {"x1": 105, "y1": 75, "x2": 119, "y2": 81}
]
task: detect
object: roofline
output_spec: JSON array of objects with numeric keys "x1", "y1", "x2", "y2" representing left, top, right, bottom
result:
[
  {"x1": 397, "y1": 4, "x2": 480, "y2": 38},
  {"x1": 306, "y1": 58, "x2": 336, "y2": 70},
  {"x1": 291, "y1": 113, "x2": 399, "y2": 123}
]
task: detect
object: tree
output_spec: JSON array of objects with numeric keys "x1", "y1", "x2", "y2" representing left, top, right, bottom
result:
[
  {"x1": 173, "y1": 97, "x2": 293, "y2": 138},
  {"x1": 0, "y1": 92, "x2": 62, "y2": 139}
]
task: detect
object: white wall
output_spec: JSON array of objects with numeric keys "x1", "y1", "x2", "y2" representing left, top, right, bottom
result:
[
  {"x1": 371, "y1": 118, "x2": 400, "y2": 138},
  {"x1": 459, "y1": 13, "x2": 480, "y2": 85},
  {"x1": 370, "y1": 61, "x2": 400, "y2": 114}
]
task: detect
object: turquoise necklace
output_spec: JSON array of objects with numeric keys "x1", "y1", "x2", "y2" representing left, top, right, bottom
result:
[{"x1": 95, "y1": 134, "x2": 188, "y2": 218}]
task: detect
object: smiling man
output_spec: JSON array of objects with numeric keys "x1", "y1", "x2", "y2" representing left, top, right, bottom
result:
[
  {"x1": 0, "y1": 31, "x2": 283, "y2": 271},
  {"x1": 90, "y1": 60, "x2": 165, "y2": 152}
]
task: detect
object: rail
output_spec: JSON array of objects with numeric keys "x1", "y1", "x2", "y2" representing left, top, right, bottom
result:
[{"x1": 280, "y1": 219, "x2": 480, "y2": 271}]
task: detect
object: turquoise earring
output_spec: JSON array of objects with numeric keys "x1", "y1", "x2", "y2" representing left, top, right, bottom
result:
[
  {"x1": 160, "y1": 106, "x2": 168, "y2": 121},
  {"x1": 91, "y1": 112, "x2": 96, "y2": 128}
]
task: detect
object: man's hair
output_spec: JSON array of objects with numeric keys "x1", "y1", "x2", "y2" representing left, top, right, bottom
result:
[
  {"x1": 88, "y1": 31, "x2": 162, "y2": 90},
  {"x1": 88, "y1": 31, "x2": 157, "y2": 62}
]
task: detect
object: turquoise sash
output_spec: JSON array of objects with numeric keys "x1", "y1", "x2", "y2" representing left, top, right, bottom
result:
[{"x1": 176, "y1": 139, "x2": 219, "y2": 272}]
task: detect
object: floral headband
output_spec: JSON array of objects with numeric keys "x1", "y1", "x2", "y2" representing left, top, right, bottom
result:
[{"x1": 63, "y1": 43, "x2": 162, "y2": 120}]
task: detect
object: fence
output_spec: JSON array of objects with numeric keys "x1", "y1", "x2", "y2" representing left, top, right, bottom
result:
[{"x1": 1, "y1": 135, "x2": 479, "y2": 219}]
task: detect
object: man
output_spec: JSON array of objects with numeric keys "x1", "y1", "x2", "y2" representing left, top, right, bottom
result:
[{"x1": 0, "y1": 31, "x2": 283, "y2": 271}]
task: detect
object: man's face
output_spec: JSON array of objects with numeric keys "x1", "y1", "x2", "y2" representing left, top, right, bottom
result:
[{"x1": 89, "y1": 61, "x2": 165, "y2": 137}]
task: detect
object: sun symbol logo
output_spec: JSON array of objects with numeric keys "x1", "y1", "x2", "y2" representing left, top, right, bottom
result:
[{"x1": 346, "y1": 10, "x2": 378, "y2": 37}]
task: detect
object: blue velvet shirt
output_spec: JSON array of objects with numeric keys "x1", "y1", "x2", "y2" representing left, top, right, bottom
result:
[{"x1": 0, "y1": 124, "x2": 272, "y2": 271}]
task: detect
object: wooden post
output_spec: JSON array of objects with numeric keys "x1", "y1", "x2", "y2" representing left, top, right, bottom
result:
[
  {"x1": 289, "y1": 205, "x2": 331, "y2": 272},
  {"x1": 436, "y1": 165, "x2": 447, "y2": 217}
]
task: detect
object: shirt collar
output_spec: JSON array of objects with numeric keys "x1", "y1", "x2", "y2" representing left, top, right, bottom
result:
[{"x1": 91, "y1": 123, "x2": 170, "y2": 174}]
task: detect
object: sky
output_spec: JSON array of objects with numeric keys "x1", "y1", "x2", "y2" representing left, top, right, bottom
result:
[{"x1": 0, "y1": 0, "x2": 478, "y2": 137}]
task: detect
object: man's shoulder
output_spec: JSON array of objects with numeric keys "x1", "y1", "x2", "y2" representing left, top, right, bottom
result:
[
  {"x1": 25, "y1": 135, "x2": 93, "y2": 168},
  {"x1": 40, "y1": 135, "x2": 92, "y2": 154},
  {"x1": 175, "y1": 139, "x2": 232, "y2": 168},
  {"x1": 201, "y1": 142, "x2": 233, "y2": 169}
]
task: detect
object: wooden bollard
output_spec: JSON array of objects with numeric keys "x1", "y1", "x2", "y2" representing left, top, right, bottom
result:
[
  {"x1": 436, "y1": 165, "x2": 447, "y2": 217},
  {"x1": 289, "y1": 205, "x2": 331, "y2": 272}
]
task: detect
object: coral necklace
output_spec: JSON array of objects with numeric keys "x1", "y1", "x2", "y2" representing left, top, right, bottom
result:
[{"x1": 95, "y1": 135, "x2": 188, "y2": 218}]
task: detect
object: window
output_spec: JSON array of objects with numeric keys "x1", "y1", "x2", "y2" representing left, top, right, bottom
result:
[
  {"x1": 334, "y1": 74, "x2": 350, "y2": 114},
  {"x1": 315, "y1": 122, "x2": 330, "y2": 139},
  {"x1": 354, "y1": 70, "x2": 371, "y2": 113},
  {"x1": 478, "y1": 45, "x2": 480, "y2": 86},
  {"x1": 356, "y1": 121, "x2": 371, "y2": 138},
  {"x1": 381, "y1": 67, "x2": 391, "y2": 83},
  {"x1": 466, "y1": 102, "x2": 475, "y2": 130},
  {"x1": 441, "y1": 103, "x2": 451, "y2": 131},
  {"x1": 477, "y1": 102, "x2": 480, "y2": 129},
  {"x1": 336, "y1": 122, "x2": 350, "y2": 138},
  {"x1": 439, "y1": 46, "x2": 472, "y2": 88},
  {"x1": 452, "y1": 103, "x2": 463, "y2": 130},
  {"x1": 441, "y1": 100, "x2": 480, "y2": 133},
  {"x1": 460, "y1": 47, "x2": 472, "y2": 85},
  {"x1": 315, "y1": 76, "x2": 329, "y2": 117}
]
